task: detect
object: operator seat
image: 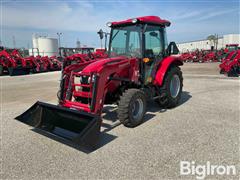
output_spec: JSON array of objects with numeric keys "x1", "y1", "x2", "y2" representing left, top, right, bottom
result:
[{"x1": 145, "y1": 49, "x2": 154, "y2": 59}]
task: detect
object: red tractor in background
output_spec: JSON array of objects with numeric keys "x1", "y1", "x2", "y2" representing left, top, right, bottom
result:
[
  {"x1": 48, "y1": 56, "x2": 62, "y2": 71},
  {"x1": 40, "y1": 56, "x2": 62, "y2": 71},
  {"x1": 198, "y1": 50, "x2": 218, "y2": 63},
  {"x1": 59, "y1": 47, "x2": 94, "y2": 58},
  {"x1": 16, "y1": 16, "x2": 183, "y2": 148},
  {"x1": 0, "y1": 47, "x2": 62, "y2": 75},
  {"x1": 95, "y1": 48, "x2": 106, "y2": 53},
  {"x1": 219, "y1": 50, "x2": 240, "y2": 77},
  {"x1": 0, "y1": 48, "x2": 31, "y2": 76},
  {"x1": 180, "y1": 49, "x2": 224, "y2": 63},
  {"x1": 225, "y1": 44, "x2": 239, "y2": 52},
  {"x1": 180, "y1": 51, "x2": 194, "y2": 62},
  {"x1": 62, "y1": 47, "x2": 108, "y2": 66}
]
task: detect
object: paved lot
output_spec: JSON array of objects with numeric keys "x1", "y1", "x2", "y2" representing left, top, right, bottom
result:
[{"x1": 0, "y1": 63, "x2": 239, "y2": 179}]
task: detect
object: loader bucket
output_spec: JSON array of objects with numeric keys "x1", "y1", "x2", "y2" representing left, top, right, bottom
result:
[
  {"x1": 8, "y1": 67, "x2": 30, "y2": 76},
  {"x1": 15, "y1": 101, "x2": 101, "y2": 148}
]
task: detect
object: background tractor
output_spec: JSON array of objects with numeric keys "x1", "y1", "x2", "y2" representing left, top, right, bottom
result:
[
  {"x1": 16, "y1": 16, "x2": 183, "y2": 148},
  {"x1": 0, "y1": 48, "x2": 30, "y2": 76},
  {"x1": 219, "y1": 50, "x2": 240, "y2": 77}
]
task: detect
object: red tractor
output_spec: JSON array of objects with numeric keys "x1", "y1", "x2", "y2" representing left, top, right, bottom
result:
[
  {"x1": 48, "y1": 56, "x2": 62, "y2": 71},
  {"x1": 11, "y1": 48, "x2": 47, "y2": 73},
  {"x1": 180, "y1": 51, "x2": 194, "y2": 62},
  {"x1": 219, "y1": 50, "x2": 240, "y2": 77},
  {"x1": 0, "y1": 49, "x2": 30, "y2": 76},
  {"x1": 31, "y1": 55, "x2": 48, "y2": 73},
  {"x1": 63, "y1": 48, "x2": 108, "y2": 67},
  {"x1": 225, "y1": 44, "x2": 239, "y2": 52},
  {"x1": 16, "y1": 16, "x2": 183, "y2": 147},
  {"x1": 40, "y1": 56, "x2": 61, "y2": 71},
  {"x1": 59, "y1": 47, "x2": 94, "y2": 58}
]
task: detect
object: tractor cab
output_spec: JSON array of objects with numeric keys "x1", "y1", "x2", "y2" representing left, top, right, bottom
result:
[
  {"x1": 226, "y1": 44, "x2": 239, "y2": 52},
  {"x1": 104, "y1": 16, "x2": 179, "y2": 84}
]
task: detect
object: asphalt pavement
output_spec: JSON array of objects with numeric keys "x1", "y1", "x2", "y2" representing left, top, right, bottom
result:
[{"x1": 0, "y1": 63, "x2": 239, "y2": 179}]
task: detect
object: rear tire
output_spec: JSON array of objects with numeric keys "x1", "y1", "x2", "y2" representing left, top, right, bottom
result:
[
  {"x1": 118, "y1": 89, "x2": 146, "y2": 127},
  {"x1": 0, "y1": 65, "x2": 3, "y2": 75},
  {"x1": 156, "y1": 66, "x2": 183, "y2": 108}
]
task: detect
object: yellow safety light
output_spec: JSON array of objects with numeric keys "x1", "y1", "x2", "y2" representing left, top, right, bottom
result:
[
  {"x1": 147, "y1": 77, "x2": 152, "y2": 83},
  {"x1": 143, "y1": 58, "x2": 150, "y2": 63}
]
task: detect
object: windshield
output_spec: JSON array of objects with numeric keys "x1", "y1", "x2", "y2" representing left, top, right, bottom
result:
[
  {"x1": 109, "y1": 25, "x2": 142, "y2": 58},
  {"x1": 227, "y1": 46, "x2": 237, "y2": 52}
]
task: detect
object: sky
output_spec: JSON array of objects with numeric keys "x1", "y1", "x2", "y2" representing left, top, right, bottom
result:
[{"x1": 0, "y1": 0, "x2": 239, "y2": 48}]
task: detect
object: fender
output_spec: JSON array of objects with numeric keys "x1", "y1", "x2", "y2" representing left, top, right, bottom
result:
[{"x1": 154, "y1": 55, "x2": 183, "y2": 86}]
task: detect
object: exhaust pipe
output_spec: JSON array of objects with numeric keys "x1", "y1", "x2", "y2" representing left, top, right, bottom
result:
[{"x1": 15, "y1": 101, "x2": 101, "y2": 148}]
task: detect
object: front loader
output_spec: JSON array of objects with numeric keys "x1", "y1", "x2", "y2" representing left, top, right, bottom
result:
[{"x1": 16, "y1": 16, "x2": 183, "y2": 148}]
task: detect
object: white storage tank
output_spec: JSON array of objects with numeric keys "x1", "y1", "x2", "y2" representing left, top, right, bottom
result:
[
  {"x1": 32, "y1": 36, "x2": 39, "y2": 49},
  {"x1": 38, "y1": 37, "x2": 58, "y2": 57},
  {"x1": 30, "y1": 35, "x2": 59, "y2": 57}
]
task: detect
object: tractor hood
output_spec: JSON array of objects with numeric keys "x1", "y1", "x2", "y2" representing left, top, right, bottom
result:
[{"x1": 81, "y1": 56, "x2": 127, "y2": 73}]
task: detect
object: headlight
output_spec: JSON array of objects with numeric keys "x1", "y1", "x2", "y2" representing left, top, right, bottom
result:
[
  {"x1": 87, "y1": 76, "x2": 91, "y2": 84},
  {"x1": 92, "y1": 74, "x2": 97, "y2": 83},
  {"x1": 106, "y1": 22, "x2": 112, "y2": 27},
  {"x1": 132, "y1": 18, "x2": 138, "y2": 23}
]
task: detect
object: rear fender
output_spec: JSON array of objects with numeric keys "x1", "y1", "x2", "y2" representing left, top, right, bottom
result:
[{"x1": 154, "y1": 55, "x2": 183, "y2": 86}]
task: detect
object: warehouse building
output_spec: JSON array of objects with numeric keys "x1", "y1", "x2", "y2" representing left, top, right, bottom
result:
[{"x1": 177, "y1": 34, "x2": 240, "y2": 52}]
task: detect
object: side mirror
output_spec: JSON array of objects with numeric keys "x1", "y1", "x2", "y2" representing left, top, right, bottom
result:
[
  {"x1": 97, "y1": 29, "x2": 104, "y2": 40},
  {"x1": 166, "y1": 41, "x2": 179, "y2": 55}
]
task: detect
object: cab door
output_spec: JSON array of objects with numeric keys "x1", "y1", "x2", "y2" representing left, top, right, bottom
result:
[{"x1": 143, "y1": 26, "x2": 166, "y2": 84}]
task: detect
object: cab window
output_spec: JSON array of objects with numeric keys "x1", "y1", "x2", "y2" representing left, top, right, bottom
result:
[
  {"x1": 128, "y1": 31, "x2": 141, "y2": 57},
  {"x1": 110, "y1": 25, "x2": 141, "y2": 58},
  {"x1": 144, "y1": 26, "x2": 164, "y2": 58}
]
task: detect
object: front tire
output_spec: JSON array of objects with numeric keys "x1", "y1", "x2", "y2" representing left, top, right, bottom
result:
[
  {"x1": 118, "y1": 89, "x2": 146, "y2": 127},
  {"x1": 227, "y1": 67, "x2": 239, "y2": 77},
  {"x1": 220, "y1": 69, "x2": 224, "y2": 74},
  {"x1": 156, "y1": 66, "x2": 183, "y2": 108}
]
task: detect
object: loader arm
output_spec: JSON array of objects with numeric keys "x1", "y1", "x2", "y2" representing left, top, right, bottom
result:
[{"x1": 62, "y1": 57, "x2": 138, "y2": 115}]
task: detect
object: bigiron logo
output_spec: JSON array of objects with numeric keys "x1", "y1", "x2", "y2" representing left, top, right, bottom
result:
[{"x1": 180, "y1": 161, "x2": 237, "y2": 179}]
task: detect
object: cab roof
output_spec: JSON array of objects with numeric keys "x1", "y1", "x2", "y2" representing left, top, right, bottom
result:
[
  {"x1": 111, "y1": 16, "x2": 171, "y2": 27},
  {"x1": 226, "y1": 44, "x2": 239, "y2": 46}
]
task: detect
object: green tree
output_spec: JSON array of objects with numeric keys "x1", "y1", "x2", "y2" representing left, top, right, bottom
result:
[{"x1": 207, "y1": 35, "x2": 218, "y2": 50}]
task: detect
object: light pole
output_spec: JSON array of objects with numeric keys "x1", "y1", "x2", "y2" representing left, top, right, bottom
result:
[{"x1": 57, "y1": 32, "x2": 63, "y2": 48}]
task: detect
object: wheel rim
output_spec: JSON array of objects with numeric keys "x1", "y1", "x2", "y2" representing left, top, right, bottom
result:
[
  {"x1": 170, "y1": 74, "x2": 180, "y2": 98},
  {"x1": 131, "y1": 98, "x2": 144, "y2": 120}
]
